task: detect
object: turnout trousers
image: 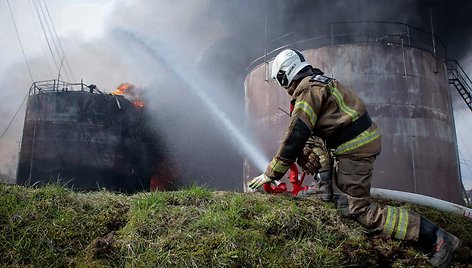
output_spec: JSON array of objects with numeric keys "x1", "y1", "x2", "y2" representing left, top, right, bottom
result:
[{"x1": 333, "y1": 137, "x2": 421, "y2": 241}]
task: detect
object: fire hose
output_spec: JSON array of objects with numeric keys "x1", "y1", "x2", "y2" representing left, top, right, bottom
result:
[{"x1": 262, "y1": 163, "x2": 472, "y2": 222}]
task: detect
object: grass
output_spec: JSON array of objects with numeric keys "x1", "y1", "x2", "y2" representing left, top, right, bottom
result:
[{"x1": 0, "y1": 183, "x2": 471, "y2": 267}]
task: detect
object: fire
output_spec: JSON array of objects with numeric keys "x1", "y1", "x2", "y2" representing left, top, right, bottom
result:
[
  {"x1": 112, "y1": 82, "x2": 145, "y2": 108},
  {"x1": 112, "y1": 83, "x2": 133, "y2": 95},
  {"x1": 134, "y1": 100, "x2": 145, "y2": 108}
]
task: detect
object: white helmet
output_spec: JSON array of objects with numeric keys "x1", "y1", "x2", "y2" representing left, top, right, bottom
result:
[{"x1": 271, "y1": 49, "x2": 310, "y2": 88}]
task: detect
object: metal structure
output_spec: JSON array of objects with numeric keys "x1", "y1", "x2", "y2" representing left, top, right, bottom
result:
[
  {"x1": 447, "y1": 60, "x2": 472, "y2": 111},
  {"x1": 245, "y1": 21, "x2": 464, "y2": 204},
  {"x1": 16, "y1": 80, "x2": 160, "y2": 193}
]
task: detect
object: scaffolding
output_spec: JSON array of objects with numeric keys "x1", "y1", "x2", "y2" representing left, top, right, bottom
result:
[{"x1": 29, "y1": 79, "x2": 103, "y2": 95}]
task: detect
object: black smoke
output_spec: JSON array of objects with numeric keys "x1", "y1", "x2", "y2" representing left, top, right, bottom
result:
[
  {"x1": 208, "y1": 0, "x2": 472, "y2": 70},
  {"x1": 185, "y1": 0, "x2": 472, "y2": 190},
  {"x1": 51, "y1": 0, "x2": 472, "y2": 190},
  {"x1": 2, "y1": 0, "x2": 472, "y2": 190}
]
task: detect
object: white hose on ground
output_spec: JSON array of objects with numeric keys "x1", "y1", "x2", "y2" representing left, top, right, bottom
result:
[{"x1": 371, "y1": 188, "x2": 472, "y2": 222}]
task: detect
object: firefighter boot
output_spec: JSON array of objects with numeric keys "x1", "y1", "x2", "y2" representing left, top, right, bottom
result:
[
  {"x1": 418, "y1": 217, "x2": 461, "y2": 268},
  {"x1": 297, "y1": 170, "x2": 333, "y2": 201}
]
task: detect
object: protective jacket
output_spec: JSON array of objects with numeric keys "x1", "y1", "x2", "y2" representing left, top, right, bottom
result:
[
  {"x1": 265, "y1": 75, "x2": 381, "y2": 181},
  {"x1": 264, "y1": 74, "x2": 421, "y2": 241}
]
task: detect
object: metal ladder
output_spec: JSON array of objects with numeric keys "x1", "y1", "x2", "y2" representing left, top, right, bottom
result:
[
  {"x1": 447, "y1": 60, "x2": 472, "y2": 111},
  {"x1": 448, "y1": 60, "x2": 472, "y2": 203}
]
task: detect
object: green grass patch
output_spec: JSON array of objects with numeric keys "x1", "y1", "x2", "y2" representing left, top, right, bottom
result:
[{"x1": 1, "y1": 183, "x2": 471, "y2": 267}]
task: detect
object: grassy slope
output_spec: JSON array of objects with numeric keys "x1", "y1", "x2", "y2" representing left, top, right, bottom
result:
[{"x1": 0, "y1": 183, "x2": 471, "y2": 268}]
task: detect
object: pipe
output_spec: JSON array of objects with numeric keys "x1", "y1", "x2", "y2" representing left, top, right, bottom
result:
[
  {"x1": 114, "y1": 96, "x2": 122, "y2": 110},
  {"x1": 371, "y1": 188, "x2": 472, "y2": 222}
]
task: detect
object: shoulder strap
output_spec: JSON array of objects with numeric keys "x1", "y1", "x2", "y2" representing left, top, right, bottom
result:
[{"x1": 309, "y1": 74, "x2": 333, "y2": 84}]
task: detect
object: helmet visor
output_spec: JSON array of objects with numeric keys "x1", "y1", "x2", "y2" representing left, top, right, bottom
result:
[{"x1": 276, "y1": 70, "x2": 289, "y2": 87}]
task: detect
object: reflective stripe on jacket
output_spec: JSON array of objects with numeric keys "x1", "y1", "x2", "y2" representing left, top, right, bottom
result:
[{"x1": 265, "y1": 76, "x2": 381, "y2": 180}]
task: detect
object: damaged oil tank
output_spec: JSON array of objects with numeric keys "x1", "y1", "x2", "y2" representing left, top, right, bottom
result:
[
  {"x1": 16, "y1": 80, "x2": 161, "y2": 193},
  {"x1": 244, "y1": 22, "x2": 463, "y2": 204}
]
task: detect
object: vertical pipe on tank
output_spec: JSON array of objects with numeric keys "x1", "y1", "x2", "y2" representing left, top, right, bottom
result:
[
  {"x1": 28, "y1": 119, "x2": 37, "y2": 182},
  {"x1": 401, "y1": 38, "x2": 418, "y2": 193},
  {"x1": 410, "y1": 140, "x2": 418, "y2": 193},
  {"x1": 330, "y1": 23, "x2": 334, "y2": 45},
  {"x1": 430, "y1": 8, "x2": 436, "y2": 56},
  {"x1": 401, "y1": 39, "x2": 408, "y2": 77},
  {"x1": 406, "y1": 25, "x2": 411, "y2": 46},
  {"x1": 263, "y1": 0, "x2": 269, "y2": 83}
]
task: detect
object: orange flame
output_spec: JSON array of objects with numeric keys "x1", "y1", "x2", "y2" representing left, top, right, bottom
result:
[
  {"x1": 112, "y1": 82, "x2": 133, "y2": 95},
  {"x1": 112, "y1": 82, "x2": 145, "y2": 108},
  {"x1": 134, "y1": 100, "x2": 145, "y2": 108}
]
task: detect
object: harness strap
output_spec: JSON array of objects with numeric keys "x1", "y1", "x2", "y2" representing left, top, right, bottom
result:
[{"x1": 326, "y1": 111, "x2": 372, "y2": 149}]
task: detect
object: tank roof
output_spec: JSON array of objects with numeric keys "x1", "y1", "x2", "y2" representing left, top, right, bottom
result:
[{"x1": 248, "y1": 21, "x2": 447, "y2": 71}]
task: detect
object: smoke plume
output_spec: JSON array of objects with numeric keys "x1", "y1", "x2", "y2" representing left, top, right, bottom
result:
[{"x1": 1, "y1": 0, "x2": 471, "y2": 189}]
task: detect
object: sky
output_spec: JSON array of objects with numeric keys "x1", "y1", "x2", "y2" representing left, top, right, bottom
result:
[{"x1": 0, "y1": 0, "x2": 472, "y2": 191}]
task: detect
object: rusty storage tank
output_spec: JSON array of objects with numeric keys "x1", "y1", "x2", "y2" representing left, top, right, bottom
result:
[
  {"x1": 244, "y1": 22, "x2": 463, "y2": 204},
  {"x1": 16, "y1": 80, "x2": 159, "y2": 193}
]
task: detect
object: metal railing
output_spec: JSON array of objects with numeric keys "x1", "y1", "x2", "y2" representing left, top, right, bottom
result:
[
  {"x1": 447, "y1": 60, "x2": 472, "y2": 111},
  {"x1": 29, "y1": 79, "x2": 103, "y2": 95},
  {"x1": 249, "y1": 21, "x2": 447, "y2": 70}
]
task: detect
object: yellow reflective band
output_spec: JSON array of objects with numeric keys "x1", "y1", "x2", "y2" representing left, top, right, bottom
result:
[
  {"x1": 293, "y1": 101, "x2": 317, "y2": 128},
  {"x1": 383, "y1": 206, "x2": 398, "y2": 237},
  {"x1": 270, "y1": 159, "x2": 290, "y2": 174},
  {"x1": 395, "y1": 208, "x2": 409, "y2": 240},
  {"x1": 328, "y1": 86, "x2": 359, "y2": 121},
  {"x1": 334, "y1": 128, "x2": 381, "y2": 155}
]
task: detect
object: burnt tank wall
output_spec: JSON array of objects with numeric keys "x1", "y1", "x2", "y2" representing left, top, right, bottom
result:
[
  {"x1": 17, "y1": 91, "x2": 157, "y2": 192},
  {"x1": 245, "y1": 43, "x2": 463, "y2": 203}
]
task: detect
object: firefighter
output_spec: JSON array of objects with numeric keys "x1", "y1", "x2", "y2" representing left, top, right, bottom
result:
[{"x1": 248, "y1": 49, "x2": 461, "y2": 267}]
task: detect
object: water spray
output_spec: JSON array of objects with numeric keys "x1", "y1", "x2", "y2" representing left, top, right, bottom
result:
[{"x1": 119, "y1": 30, "x2": 270, "y2": 172}]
